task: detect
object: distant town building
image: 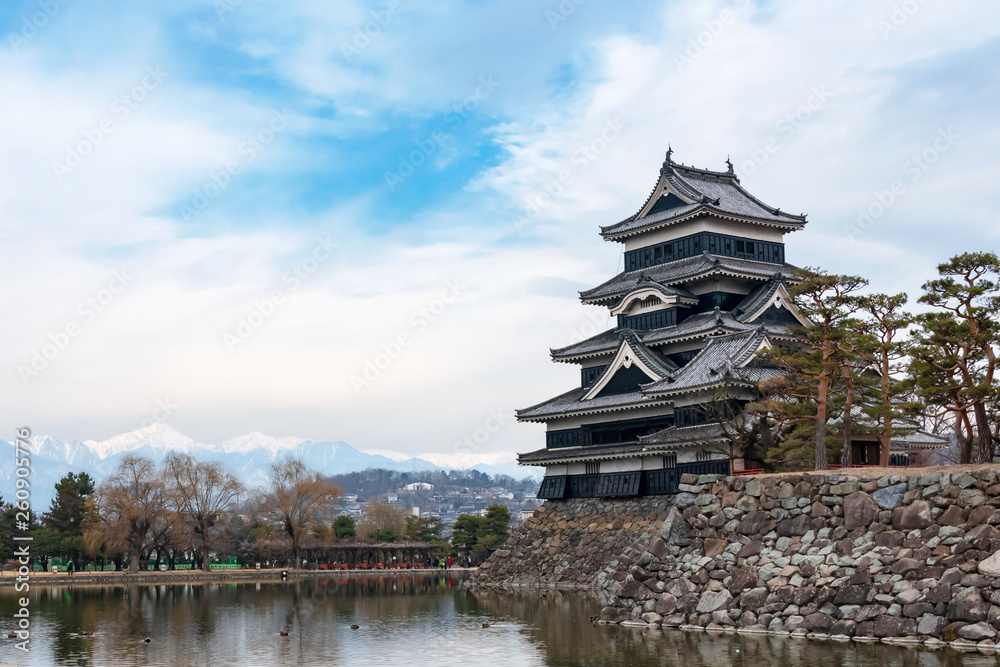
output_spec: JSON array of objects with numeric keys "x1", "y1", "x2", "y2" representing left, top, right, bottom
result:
[{"x1": 404, "y1": 482, "x2": 434, "y2": 491}]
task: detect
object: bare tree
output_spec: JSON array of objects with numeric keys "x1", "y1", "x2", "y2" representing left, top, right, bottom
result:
[
  {"x1": 85, "y1": 456, "x2": 167, "y2": 573},
  {"x1": 162, "y1": 453, "x2": 244, "y2": 572},
  {"x1": 358, "y1": 498, "x2": 409, "y2": 542},
  {"x1": 260, "y1": 457, "x2": 340, "y2": 568}
]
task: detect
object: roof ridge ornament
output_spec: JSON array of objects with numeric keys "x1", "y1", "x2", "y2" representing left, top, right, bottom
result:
[
  {"x1": 660, "y1": 145, "x2": 674, "y2": 174},
  {"x1": 726, "y1": 155, "x2": 734, "y2": 174}
]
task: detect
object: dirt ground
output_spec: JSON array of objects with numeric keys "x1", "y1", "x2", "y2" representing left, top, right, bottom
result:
[{"x1": 746, "y1": 462, "x2": 1000, "y2": 480}]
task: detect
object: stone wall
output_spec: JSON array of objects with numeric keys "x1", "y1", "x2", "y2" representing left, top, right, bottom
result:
[
  {"x1": 472, "y1": 496, "x2": 676, "y2": 590},
  {"x1": 476, "y1": 466, "x2": 1000, "y2": 649}
]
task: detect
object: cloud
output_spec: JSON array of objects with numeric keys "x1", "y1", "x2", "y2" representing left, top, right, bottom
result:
[{"x1": 2, "y1": 0, "x2": 999, "y2": 460}]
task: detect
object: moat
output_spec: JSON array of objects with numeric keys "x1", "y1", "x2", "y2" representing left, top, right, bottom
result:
[{"x1": 0, "y1": 573, "x2": 994, "y2": 666}]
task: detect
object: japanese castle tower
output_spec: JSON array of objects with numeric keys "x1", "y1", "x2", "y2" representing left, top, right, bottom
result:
[{"x1": 517, "y1": 149, "x2": 812, "y2": 500}]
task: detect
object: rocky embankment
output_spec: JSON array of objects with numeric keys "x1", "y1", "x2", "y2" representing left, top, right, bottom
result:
[
  {"x1": 476, "y1": 467, "x2": 1000, "y2": 649},
  {"x1": 473, "y1": 496, "x2": 676, "y2": 589}
]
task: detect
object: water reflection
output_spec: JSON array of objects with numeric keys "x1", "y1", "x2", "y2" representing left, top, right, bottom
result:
[{"x1": 0, "y1": 576, "x2": 995, "y2": 666}]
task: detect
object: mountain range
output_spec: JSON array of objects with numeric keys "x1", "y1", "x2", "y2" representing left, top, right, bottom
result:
[{"x1": 0, "y1": 423, "x2": 538, "y2": 510}]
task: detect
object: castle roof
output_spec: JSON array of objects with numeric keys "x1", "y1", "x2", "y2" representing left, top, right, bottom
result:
[
  {"x1": 600, "y1": 152, "x2": 806, "y2": 241},
  {"x1": 641, "y1": 327, "x2": 782, "y2": 397},
  {"x1": 637, "y1": 422, "x2": 732, "y2": 446},
  {"x1": 580, "y1": 254, "x2": 797, "y2": 305},
  {"x1": 519, "y1": 332, "x2": 678, "y2": 422},
  {"x1": 550, "y1": 307, "x2": 794, "y2": 363},
  {"x1": 515, "y1": 386, "x2": 673, "y2": 423}
]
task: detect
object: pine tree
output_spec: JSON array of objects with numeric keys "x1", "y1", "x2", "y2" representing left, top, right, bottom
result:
[
  {"x1": 761, "y1": 269, "x2": 867, "y2": 470},
  {"x1": 908, "y1": 312, "x2": 981, "y2": 463},
  {"x1": 914, "y1": 252, "x2": 1000, "y2": 462},
  {"x1": 854, "y1": 293, "x2": 914, "y2": 466},
  {"x1": 46, "y1": 472, "x2": 95, "y2": 569}
]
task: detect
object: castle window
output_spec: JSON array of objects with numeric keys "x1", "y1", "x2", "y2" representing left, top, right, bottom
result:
[
  {"x1": 662, "y1": 454, "x2": 677, "y2": 469},
  {"x1": 585, "y1": 462, "x2": 600, "y2": 475}
]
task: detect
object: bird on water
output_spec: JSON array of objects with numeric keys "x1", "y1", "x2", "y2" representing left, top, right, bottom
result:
[{"x1": 350, "y1": 624, "x2": 360, "y2": 630}]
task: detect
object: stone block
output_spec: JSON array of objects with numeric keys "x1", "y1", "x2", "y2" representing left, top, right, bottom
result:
[
  {"x1": 703, "y1": 538, "x2": 726, "y2": 558},
  {"x1": 892, "y1": 501, "x2": 933, "y2": 530},
  {"x1": 947, "y1": 587, "x2": 989, "y2": 622},
  {"x1": 833, "y1": 585, "x2": 872, "y2": 606},
  {"x1": 844, "y1": 492, "x2": 879, "y2": 531},
  {"x1": 873, "y1": 615, "x2": 904, "y2": 637},
  {"x1": 977, "y1": 549, "x2": 1000, "y2": 576},
  {"x1": 958, "y1": 621, "x2": 997, "y2": 640},
  {"x1": 937, "y1": 505, "x2": 964, "y2": 526},
  {"x1": 696, "y1": 590, "x2": 733, "y2": 614},
  {"x1": 654, "y1": 593, "x2": 678, "y2": 615},
  {"x1": 777, "y1": 515, "x2": 811, "y2": 537}
]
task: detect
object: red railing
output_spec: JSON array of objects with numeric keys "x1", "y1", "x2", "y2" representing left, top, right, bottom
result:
[
  {"x1": 830, "y1": 463, "x2": 908, "y2": 469},
  {"x1": 732, "y1": 468, "x2": 764, "y2": 476}
]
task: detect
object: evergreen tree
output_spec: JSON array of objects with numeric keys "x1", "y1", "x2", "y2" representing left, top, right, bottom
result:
[
  {"x1": 403, "y1": 515, "x2": 442, "y2": 542},
  {"x1": 854, "y1": 293, "x2": 914, "y2": 466},
  {"x1": 333, "y1": 515, "x2": 356, "y2": 539},
  {"x1": 908, "y1": 312, "x2": 981, "y2": 462},
  {"x1": 450, "y1": 514, "x2": 481, "y2": 558},
  {"x1": 912, "y1": 252, "x2": 1000, "y2": 462},
  {"x1": 761, "y1": 269, "x2": 867, "y2": 470},
  {"x1": 46, "y1": 472, "x2": 95, "y2": 569}
]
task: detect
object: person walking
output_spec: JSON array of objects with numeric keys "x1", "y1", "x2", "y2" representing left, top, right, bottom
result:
[{"x1": 446, "y1": 557, "x2": 452, "y2": 571}]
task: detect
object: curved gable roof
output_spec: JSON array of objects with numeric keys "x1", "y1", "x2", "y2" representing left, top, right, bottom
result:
[{"x1": 600, "y1": 151, "x2": 807, "y2": 241}]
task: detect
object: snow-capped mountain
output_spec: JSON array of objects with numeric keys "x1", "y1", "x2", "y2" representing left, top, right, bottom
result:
[{"x1": 0, "y1": 424, "x2": 538, "y2": 509}]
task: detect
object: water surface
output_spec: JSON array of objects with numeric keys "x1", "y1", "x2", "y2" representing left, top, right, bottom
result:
[{"x1": 0, "y1": 574, "x2": 993, "y2": 666}]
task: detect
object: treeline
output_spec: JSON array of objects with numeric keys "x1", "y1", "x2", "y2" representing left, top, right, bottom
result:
[
  {"x1": 328, "y1": 467, "x2": 537, "y2": 499},
  {"x1": 727, "y1": 251, "x2": 1000, "y2": 471},
  {"x1": 337, "y1": 499, "x2": 511, "y2": 563},
  {"x1": 0, "y1": 455, "x2": 518, "y2": 572},
  {"x1": 0, "y1": 454, "x2": 338, "y2": 572}
]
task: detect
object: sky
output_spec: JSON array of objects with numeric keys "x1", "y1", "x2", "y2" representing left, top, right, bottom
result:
[{"x1": 2, "y1": 0, "x2": 999, "y2": 459}]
